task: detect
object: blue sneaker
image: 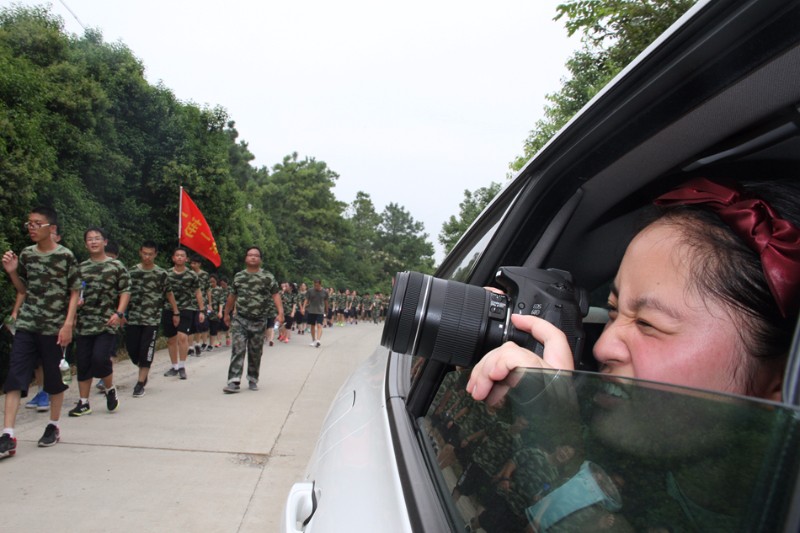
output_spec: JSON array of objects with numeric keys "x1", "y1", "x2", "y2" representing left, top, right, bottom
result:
[{"x1": 25, "y1": 391, "x2": 50, "y2": 412}]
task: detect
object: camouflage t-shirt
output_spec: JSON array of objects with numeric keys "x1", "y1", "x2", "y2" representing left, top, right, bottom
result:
[
  {"x1": 14, "y1": 244, "x2": 81, "y2": 336},
  {"x1": 165, "y1": 268, "x2": 201, "y2": 311},
  {"x1": 297, "y1": 290, "x2": 307, "y2": 312},
  {"x1": 281, "y1": 291, "x2": 295, "y2": 315},
  {"x1": 127, "y1": 264, "x2": 172, "y2": 326},
  {"x1": 76, "y1": 258, "x2": 131, "y2": 336},
  {"x1": 210, "y1": 286, "x2": 227, "y2": 319},
  {"x1": 504, "y1": 447, "x2": 560, "y2": 515},
  {"x1": 195, "y1": 269, "x2": 210, "y2": 297},
  {"x1": 231, "y1": 269, "x2": 280, "y2": 319}
]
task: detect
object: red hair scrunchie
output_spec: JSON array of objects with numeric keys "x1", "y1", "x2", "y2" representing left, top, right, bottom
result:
[{"x1": 655, "y1": 178, "x2": 800, "y2": 318}]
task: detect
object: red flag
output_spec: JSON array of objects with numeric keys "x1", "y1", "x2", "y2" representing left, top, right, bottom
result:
[{"x1": 179, "y1": 189, "x2": 222, "y2": 267}]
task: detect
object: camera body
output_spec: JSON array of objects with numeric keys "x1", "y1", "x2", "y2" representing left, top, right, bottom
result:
[{"x1": 381, "y1": 266, "x2": 589, "y2": 369}]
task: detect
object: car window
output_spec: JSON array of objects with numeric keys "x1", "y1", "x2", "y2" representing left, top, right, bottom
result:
[{"x1": 420, "y1": 368, "x2": 800, "y2": 532}]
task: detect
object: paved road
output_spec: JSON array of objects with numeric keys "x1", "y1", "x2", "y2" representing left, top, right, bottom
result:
[{"x1": 0, "y1": 323, "x2": 383, "y2": 532}]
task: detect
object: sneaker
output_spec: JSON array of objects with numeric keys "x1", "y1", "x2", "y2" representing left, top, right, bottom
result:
[
  {"x1": 226, "y1": 338, "x2": 231, "y2": 346},
  {"x1": 248, "y1": 381, "x2": 258, "y2": 391},
  {"x1": 0, "y1": 433, "x2": 16, "y2": 459},
  {"x1": 205, "y1": 345, "x2": 213, "y2": 352},
  {"x1": 132, "y1": 382, "x2": 145, "y2": 398},
  {"x1": 95, "y1": 380, "x2": 106, "y2": 393},
  {"x1": 269, "y1": 340, "x2": 274, "y2": 347},
  {"x1": 35, "y1": 391, "x2": 50, "y2": 412},
  {"x1": 164, "y1": 368, "x2": 179, "y2": 377},
  {"x1": 178, "y1": 367, "x2": 187, "y2": 380},
  {"x1": 106, "y1": 387, "x2": 119, "y2": 412},
  {"x1": 214, "y1": 343, "x2": 221, "y2": 348},
  {"x1": 187, "y1": 347, "x2": 195, "y2": 356},
  {"x1": 25, "y1": 390, "x2": 43, "y2": 409},
  {"x1": 282, "y1": 338, "x2": 289, "y2": 343},
  {"x1": 38, "y1": 424, "x2": 60, "y2": 447},
  {"x1": 69, "y1": 401, "x2": 92, "y2": 417},
  {"x1": 223, "y1": 382, "x2": 240, "y2": 394},
  {"x1": 310, "y1": 341, "x2": 317, "y2": 347},
  {"x1": 315, "y1": 341, "x2": 321, "y2": 348}
]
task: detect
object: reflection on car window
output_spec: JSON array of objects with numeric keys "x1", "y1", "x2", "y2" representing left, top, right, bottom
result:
[
  {"x1": 421, "y1": 368, "x2": 799, "y2": 532},
  {"x1": 446, "y1": 217, "x2": 501, "y2": 282}
]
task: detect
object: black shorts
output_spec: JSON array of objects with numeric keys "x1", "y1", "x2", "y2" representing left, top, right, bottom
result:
[
  {"x1": 283, "y1": 315, "x2": 295, "y2": 328},
  {"x1": 208, "y1": 318, "x2": 220, "y2": 336},
  {"x1": 162, "y1": 309, "x2": 194, "y2": 337},
  {"x1": 295, "y1": 311, "x2": 305, "y2": 323},
  {"x1": 75, "y1": 332, "x2": 116, "y2": 381},
  {"x1": 193, "y1": 310, "x2": 209, "y2": 333},
  {"x1": 125, "y1": 325, "x2": 158, "y2": 368},
  {"x1": 3, "y1": 330, "x2": 69, "y2": 397}
]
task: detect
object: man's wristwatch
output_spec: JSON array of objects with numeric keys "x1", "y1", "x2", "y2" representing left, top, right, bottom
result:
[
  {"x1": 173, "y1": 312, "x2": 180, "y2": 316},
  {"x1": 115, "y1": 311, "x2": 124, "y2": 318}
]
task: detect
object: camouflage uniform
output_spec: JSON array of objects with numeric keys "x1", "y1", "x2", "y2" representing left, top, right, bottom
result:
[
  {"x1": 4, "y1": 244, "x2": 81, "y2": 396},
  {"x1": 126, "y1": 264, "x2": 172, "y2": 368},
  {"x1": 127, "y1": 264, "x2": 172, "y2": 326},
  {"x1": 193, "y1": 269, "x2": 210, "y2": 333},
  {"x1": 75, "y1": 258, "x2": 131, "y2": 381},
  {"x1": 227, "y1": 268, "x2": 280, "y2": 385},
  {"x1": 479, "y1": 447, "x2": 561, "y2": 532},
  {"x1": 165, "y1": 269, "x2": 201, "y2": 312}
]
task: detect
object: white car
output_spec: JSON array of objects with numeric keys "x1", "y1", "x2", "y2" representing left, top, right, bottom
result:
[{"x1": 284, "y1": 0, "x2": 800, "y2": 531}]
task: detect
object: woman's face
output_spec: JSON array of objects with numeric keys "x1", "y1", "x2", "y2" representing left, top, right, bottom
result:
[{"x1": 593, "y1": 222, "x2": 749, "y2": 395}]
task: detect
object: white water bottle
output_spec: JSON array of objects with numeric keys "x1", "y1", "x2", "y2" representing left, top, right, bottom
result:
[{"x1": 59, "y1": 355, "x2": 71, "y2": 384}]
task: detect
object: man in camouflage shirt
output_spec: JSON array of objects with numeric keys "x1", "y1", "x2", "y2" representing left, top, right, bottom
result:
[
  {"x1": 222, "y1": 246, "x2": 283, "y2": 393},
  {"x1": 1, "y1": 206, "x2": 81, "y2": 456},
  {"x1": 125, "y1": 240, "x2": 180, "y2": 398},
  {"x1": 162, "y1": 248, "x2": 206, "y2": 380},
  {"x1": 69, "y1": 227, "x2": 131, "y2": 417},
  {"x1": 189, "y1": 255, "x2": 212, "y2": 355}
]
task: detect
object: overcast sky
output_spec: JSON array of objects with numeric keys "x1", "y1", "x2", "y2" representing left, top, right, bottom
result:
[{"x1": 8, "y1": 0, "x2": 580, "y2": 261}]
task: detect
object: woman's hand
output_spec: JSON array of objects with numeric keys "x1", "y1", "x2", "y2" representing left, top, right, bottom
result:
[{"x1": 467, "y1": 314, "x2": 574, "y2": 401}]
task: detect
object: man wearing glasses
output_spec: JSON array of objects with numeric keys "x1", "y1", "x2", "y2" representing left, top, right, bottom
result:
[{"x1": 1, "y1": 207, "x2": 81, "y2": 457}]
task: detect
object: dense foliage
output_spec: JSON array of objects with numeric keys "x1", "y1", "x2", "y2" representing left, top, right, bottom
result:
[
  {"x1": 510, "y1": 0, "x2": 696, "y2": 170},
  {"x1": 0, "y1": 5, "x2": 434, "y2": 311}
]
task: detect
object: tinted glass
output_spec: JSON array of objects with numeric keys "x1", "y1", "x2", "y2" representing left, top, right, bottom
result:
[{"x1": 421, "y1": 368, "x2": 800, "y2": 532}]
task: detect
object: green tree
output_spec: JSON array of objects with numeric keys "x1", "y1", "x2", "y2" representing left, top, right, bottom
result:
[
  {"x1": 258, "y1": 153, "x2": 348, "y2": 280},
  {"x1": 377, "y1": 203, "x2": 435, "y2": 277},
  {"x1": 511, "y1": 0, "x2": 694, "y2": 171},
  {"x1": 439, "y1": 181, "x2": 502, "y2": 254}
]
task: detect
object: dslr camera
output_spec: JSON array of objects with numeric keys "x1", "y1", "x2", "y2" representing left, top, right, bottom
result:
[{"x1": 381, "y1": 267, "x2": 590, "y2": 369}]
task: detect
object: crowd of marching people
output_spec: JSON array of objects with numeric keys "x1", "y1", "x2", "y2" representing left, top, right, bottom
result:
[{"x1": 0, "y1": 205, "x2": 389, "y2": 458}]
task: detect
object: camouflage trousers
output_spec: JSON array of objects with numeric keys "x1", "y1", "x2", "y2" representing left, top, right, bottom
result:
[{"x1": 227, "y1": 314, "x2": 267, "y2": 384}]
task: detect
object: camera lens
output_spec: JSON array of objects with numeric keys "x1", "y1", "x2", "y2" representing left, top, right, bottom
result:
[{"x1": 382, "y1": 272, "x2": 504, "y2": 367}]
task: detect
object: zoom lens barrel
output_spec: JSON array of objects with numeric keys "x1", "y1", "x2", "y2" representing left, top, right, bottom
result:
[{"x1": 382, "y1": 272, "x2": 506, "y2": 367}]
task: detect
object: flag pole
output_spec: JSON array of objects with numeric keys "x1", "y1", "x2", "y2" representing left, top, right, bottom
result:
[{"x1": 178, "y1": 186, "x2": 183, "y2": 247}]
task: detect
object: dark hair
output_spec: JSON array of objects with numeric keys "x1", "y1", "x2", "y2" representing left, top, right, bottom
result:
[
  {"x1": 190, "y1": 255, "x2": 202, "y2": 263},
  {"x1": 210, "y1": 274, "x2": 219, "y2": 282},
  {"x1": 84, "y1": 226, "x2": 107, "y2": 241},
  {"x1": 173, "y1": 247, "x2": 188, "y2": 256},
  {"x1": 141, "y1": 240, "x2": 158, "y2": 252},
  {"x1": 31, "y1": 206, "x2": 58, "y2": 226},
  {"x1": 653, "y1": 179, "x2": 800, "y2": 393},
  {"x1": 245, "y1": 246, "x2": 262, "y2": 259},
  {"x1": 105, "y1": 240, "x2": 119, "y2": 256}
]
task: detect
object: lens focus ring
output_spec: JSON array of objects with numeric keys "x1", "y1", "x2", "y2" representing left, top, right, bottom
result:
[{"x1": 429, "y1": 282, "x2": 487, "y2": 367}]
